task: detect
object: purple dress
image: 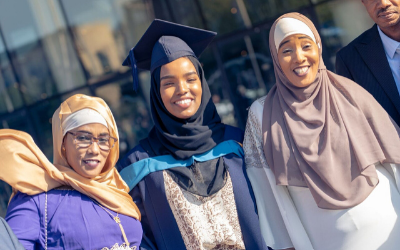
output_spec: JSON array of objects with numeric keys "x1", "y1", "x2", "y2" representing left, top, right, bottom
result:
[{"x1": 5, "y1": 188, "x2": 142, "y2": 250}]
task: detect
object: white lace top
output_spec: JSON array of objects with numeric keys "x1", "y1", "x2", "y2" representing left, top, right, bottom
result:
[
  {"x1": 244, "y1": 97, "x2": 400, "y2": 250},
  {"x1": 164, "y1": 171, "x2": 245, "y2": 250}
]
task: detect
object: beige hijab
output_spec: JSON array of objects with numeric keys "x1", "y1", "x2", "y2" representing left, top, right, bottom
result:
[
  {"x1": 0, "y1": 94, "x2": 140, "y2": 220},
  {"x1": 263, "y1": 12, "x2": 400, "y2": 209}
]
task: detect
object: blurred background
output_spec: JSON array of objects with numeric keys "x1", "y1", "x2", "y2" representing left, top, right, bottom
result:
[{"x1": 0, "y1": 0, "x2": 373, "y2": 217}]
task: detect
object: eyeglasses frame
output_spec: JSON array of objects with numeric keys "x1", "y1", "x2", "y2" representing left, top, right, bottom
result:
[{"x1": 66, "y1": 131, "x2": 118, "y2": 151}]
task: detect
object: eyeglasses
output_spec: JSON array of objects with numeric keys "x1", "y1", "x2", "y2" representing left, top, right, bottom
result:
[{"x1": 66, "y1": 131, "x2": 117, "y2": 151}]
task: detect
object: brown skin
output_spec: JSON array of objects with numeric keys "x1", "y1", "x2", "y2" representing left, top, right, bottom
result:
[
  {"x1": 160, "y1": 57, "x2": 294, "y2": 249},
  {"x1": 278, "y1": 34, "x2": 320, "y2": 88},
  {"x1": 160, "y1": 57, "x2": 202, "y2": 119},
  {"x1": 362, "y1": 0, "x2": 400, "y2": 41},
  {"x1": 63, "y1": 123, "x2": 110, "y2": 179}
]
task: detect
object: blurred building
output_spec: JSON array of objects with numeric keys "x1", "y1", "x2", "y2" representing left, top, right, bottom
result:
[{"x1": 0, "y1": 0, "x2": 373, "y2": 217}]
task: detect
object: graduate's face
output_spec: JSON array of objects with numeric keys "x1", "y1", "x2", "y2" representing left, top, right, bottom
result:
[
  {"x1": 160, "y1": 57, "x2": 202, "y2": 119},
  {"x1": 278, "y1": 34, "x2": 320, "y2": 88},
  {"x1": 63, "y1": 123, "x2": 110, "y2": 179}
]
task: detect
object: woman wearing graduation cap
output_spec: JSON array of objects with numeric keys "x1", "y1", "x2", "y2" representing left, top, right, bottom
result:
[{"x1": 118, "y1": 20, "x2": 268, "y2": 250}]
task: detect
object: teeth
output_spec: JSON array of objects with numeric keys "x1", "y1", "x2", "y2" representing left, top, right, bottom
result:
[
  {"x1": 294, "y1": 67, "x2": 309, "y2": 75},
  {"x1": 175, "y1": 99, "x2": 192, "y2": 104},
  {"x1": 84, "y1": 160, "x2": 98, "y2": 163}
]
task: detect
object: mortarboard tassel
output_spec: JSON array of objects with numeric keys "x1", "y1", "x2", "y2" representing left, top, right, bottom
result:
[{"x1": 123, "y1": 48, "x2": 140, "y2": 91}]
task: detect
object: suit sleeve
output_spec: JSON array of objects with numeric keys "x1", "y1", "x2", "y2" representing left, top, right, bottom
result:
[
  {"x1": 335, "y1": 51, "x2": 354, "y2": 80},
  {"x1": 5, "y1": 192, "x2": 41, "y2": 250}
]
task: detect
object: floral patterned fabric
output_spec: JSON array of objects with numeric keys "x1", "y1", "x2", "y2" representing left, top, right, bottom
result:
[
  {"x1": 163, "y1": 171, "x2": 245, "y2": 250},
  {"x1": 243, "y1": 96, "x2": 268, "y2": 170}
]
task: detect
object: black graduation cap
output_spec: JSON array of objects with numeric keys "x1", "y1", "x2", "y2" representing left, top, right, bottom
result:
[{"x1": 122, "y1": 19, "x2": 217, "y2": 91}]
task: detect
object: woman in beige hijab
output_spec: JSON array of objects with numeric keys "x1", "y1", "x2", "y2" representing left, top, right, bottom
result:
[
  {"x1": 244, "y1": 13, "x2": 400, "y2": 250},
  {"x1": 0, "y1": 94, "x2": 142, "y2": 250}
]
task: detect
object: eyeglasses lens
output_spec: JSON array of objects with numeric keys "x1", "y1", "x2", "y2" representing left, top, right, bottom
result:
[{"x1": 75, "y1": 133, "x2": 113, "y2": 151}]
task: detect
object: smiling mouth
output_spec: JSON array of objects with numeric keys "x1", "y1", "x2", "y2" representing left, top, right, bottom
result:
[
  {"x1": 83, "y1": 160, "x2": 100, "y2": 168},
  {"x1": 293, "y1": 66, "x2": 310, "y2": 77},
  {"x1": 174, "y1": 98, "x2": 193, "y2": 108}
]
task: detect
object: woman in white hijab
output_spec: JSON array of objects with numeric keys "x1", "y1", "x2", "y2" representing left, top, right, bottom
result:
[{"x1": 244, "y1": 12, "x2": 400, "y2": 250}]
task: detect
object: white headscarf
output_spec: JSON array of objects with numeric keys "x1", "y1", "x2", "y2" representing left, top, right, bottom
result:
[
  {"x1": 62, "y1": 108, "x2": 108, "y2": 136},
  {"x1": 274, "y1": 17, "x2": 317, "y2": 51}
]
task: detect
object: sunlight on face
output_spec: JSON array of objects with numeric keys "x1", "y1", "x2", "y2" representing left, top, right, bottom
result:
[
  {"x1": 278, "y1": 34, "x2": 320, "y2": 88},
  {"x1": 63, "y1": 123, "x2": 110, "y2": 179},
  {"x1": 159, "y1": 57, "x2": 202, "y2": 119}
]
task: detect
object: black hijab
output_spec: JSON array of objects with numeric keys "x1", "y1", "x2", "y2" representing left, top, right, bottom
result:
[
  {"x1": 140, "y1": 56, "x2": 227, "y2": 196},
  {"x1": 140, "y1": 56, "x2": 225, "y2": 160}
]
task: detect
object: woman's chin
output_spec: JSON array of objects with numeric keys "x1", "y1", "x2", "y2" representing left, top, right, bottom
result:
[
  {"x1": 291, "y1": 81, "x2": 313, "y2": 88},
  {"x1": 171, "y1": 109, "x2": 196, "y2": 119},
  {"x1": 79, "y1": 167, "x2": 103, "y2": 179},
  {"x1": 289, "y1": 75, "x2": 316, "y2": 88},
  {"x1": 82, "y1": 172, "x2": 99, "y2": 179}
]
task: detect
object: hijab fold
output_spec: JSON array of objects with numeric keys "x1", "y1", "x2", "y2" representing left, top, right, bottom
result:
[
  {"x1": 141, "y1": 56, "x2": 225, "y2": 160},
  {"x1": 0, "y1": 94, "x2": 140, "y2": 220},
  {"x1": 141, "y1": 56, "x2": 227, "y2": 196},
  {"x1": 263, "y1": 13, "x2": 400, "y2": 209}
]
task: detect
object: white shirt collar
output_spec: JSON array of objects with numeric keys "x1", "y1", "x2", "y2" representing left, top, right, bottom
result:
[{"x1": 377, "y1": 26, "x2": 400, "y2": 59}]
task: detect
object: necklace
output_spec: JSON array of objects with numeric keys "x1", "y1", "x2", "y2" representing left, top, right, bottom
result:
[{"x1": 89, "y1": 197, "x2": 130, "y2": 247}]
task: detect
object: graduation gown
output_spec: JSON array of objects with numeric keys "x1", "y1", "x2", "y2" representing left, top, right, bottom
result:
[{"x1": 118, "y1": 125, "x2": 269, "y2": 250}]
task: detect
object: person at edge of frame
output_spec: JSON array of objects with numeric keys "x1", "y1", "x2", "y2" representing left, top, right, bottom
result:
[
  {"x1": 244, "y1": 12, "x2": 400, "y2": 250},
  {"x1": 0, "y1": 217, "x2": 24, "y2": 250},
  {"x1": 336, "y1": 0, "x2": 400, "y2": 126},
  {"x1": 1, "y1": 94, "x2": 142, "y2": 250}
]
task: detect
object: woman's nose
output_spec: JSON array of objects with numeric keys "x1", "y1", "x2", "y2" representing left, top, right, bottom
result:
[
  {"x1": 294, "y1": 49, "x2": 306, "y2": 63},
  {"x1": 87, "y1": 141, "x2": 100, "y2": 155},
  {"x1": 176, "y1": 80, "x2": 189, "y2": 94}
]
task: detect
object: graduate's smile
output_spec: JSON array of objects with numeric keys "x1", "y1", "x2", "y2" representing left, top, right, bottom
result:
[
  {"x1": 160, "y1": 57, "x2": 202, "y2": 119},
  {"x1": 174, "y1": 98, "x2": 194, "y2": 109}
]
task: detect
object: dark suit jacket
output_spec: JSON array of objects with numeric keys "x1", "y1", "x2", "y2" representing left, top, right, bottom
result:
[{"x1": 336, "y1": 24, "x2": 400, "y2": 126}]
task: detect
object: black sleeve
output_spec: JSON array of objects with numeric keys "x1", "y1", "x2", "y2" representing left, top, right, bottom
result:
[
  {"x1": 116, "y1": 150, "x2": 134, "y2": 172},
  {"x1": 119, "y1": 144, "x2": 158, "y2": 249},
  {"x1": 131, "y1": 181, "x2": 158, "y2": 250},
  {"x1": 335, "y1": 51, "x2": 354, "y2": 80},
  {"x1": 223, "y1": 125, "x2": 245, "y2": 143},
  {"x1": 117, "y1": 145, "x2": 147, "y2": 172}
]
